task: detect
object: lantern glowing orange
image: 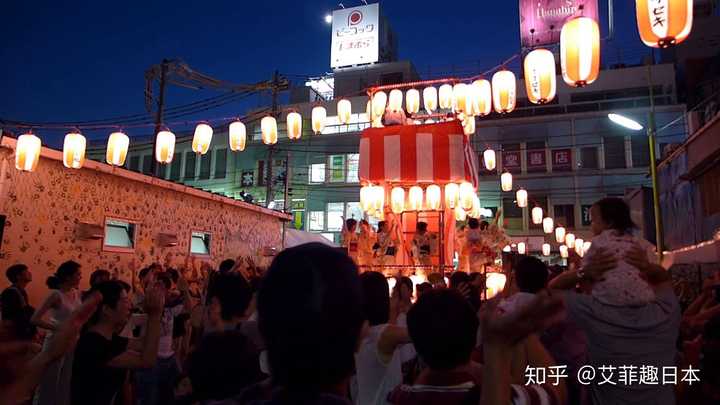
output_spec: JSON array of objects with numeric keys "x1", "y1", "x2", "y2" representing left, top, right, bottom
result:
[
  {"x1": 388, "y1": 89, "x2": 403, "y2": 112},
  {"x1": 503, "y1": 245, "x2": 512, "y2": 252},
  {"x1": 423, "y1": 86, "x2": 438, "y2": 113},
  {"x1": 426, "y1": 184, "x2": 441, "y2": 210},
  {"x1": 372, "y1": 91, "x2": 387, "y2": 117},
  {"x1": 583, "y1": 241, "x2": 592, "y2": 255},
  {"x1": 501, "y1": 172, "x2": 513, "y2": 192},
  {"x1": 360, "y1": 186, "x2": 372, "y2": 212},
  {"x1": 575, "y1": 238, "x2": 585, "y2": 256},
  {"x1": 524, "y1": 48, "x2": 557, "y2": 104},
  {"x1": 516, "y1": 189, "x2": 528, "y2": 208},
  {"x1": 492, "y1": 70, "x2": 516, "y2": 114},
  {"x1": 63, "y1": 131, "x2": 86, "y2": 169},
  {"x1": 486, "y1": 273, "x2": 506, "y2": 299},
  {"x1": 561, "y1": 17, "x2": 600, "y2": 87},
  {"x1": 261, "y1": 116, "x2": 278, "y2": 145},
  {"x1": 518, "y1": 242, "x2": 527, "y2": 255},
  {"x1": 455, "y1": 205, "x2": 467, "y2": 221},
  {"x1": 286, "y1": 112, "x2": 302, "y2": 140},
  {"x1": 192, "y1": 123, "x2": 213, "y2": 155},
  {"x1": 391, "y1": 187, "x2": 405, "y2": 214},
  {"x1": 470, "y1": 80, "x2": 492, "y2": 117},
  {"x1": 483, "y1": 149, "x2": 496, "y2": 171},
  {"x1": 555, "y1": 226, "x2": 566, "y2": 244},
  {"x1": 312, "y1": 106, "x2": 327, "y2": 134},
  {"x1": 543, "y1": 217, "x2": 554, "y2": 234},
  {"x1": 445, "y1": 183, "x2": 459, "y2": 209},
  {"x1": 468, "y1": 194, "x2": 482, "y2": 219},
  {"x1": 106, "y1": 131, "x2": 129, "y2": 167},
  {"x1": 636, "y1": 0, "x2": 693, "y2": 48},
  {"x1": 560, "y1": 245, "x2": 569, "y2": 258},
  {"x1": 459, "y1": 182, "x2": 475, "y2": 210},
  {"x1": 15, "y1": 133, "x2": 41, "y2": 172},
  {"x1": 542, "y1": 243, "x2": 551, "y2": 256},
  {"x1": 406, "y1": 89, "x2": 420, "y2": 114},
  {"x1": 408, "y1": 186, "x2": 424, "y2": 211},
  {"x1": 565, "y1": 233, "x2": 576, "y2": 249},
  {"x1": 462, "y1": 115, "x2": 475, "y2": 136},
  {"x1": 439, "y1": 84, "x2": 453, "y2": 109},
  {"x1": 337, "y1": 99, "x2": 352, "y2": 124},
  {"x1": 453, "y1": 83, "x2": 468, "y2": 113},
  {"x1": 229, "y1": 120, "x2": 246, "y2": 152},
  {"x1": 155, "y1": 129, "x2": 175, "y2": 164},
  {"x1": 532, "y1": 206, "x2": 544, "y2": 225},
  {"x1": 372, "y1": 186, "x2": 385, "y2": 212}
]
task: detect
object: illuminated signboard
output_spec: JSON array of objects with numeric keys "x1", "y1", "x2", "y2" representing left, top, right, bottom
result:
[{"x1": 331, "y1": 3, "x2": 380, "y2": 68}]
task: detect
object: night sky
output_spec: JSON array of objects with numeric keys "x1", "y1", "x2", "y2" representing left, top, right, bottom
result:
[{"x1": 0, "y1": 0, "x2": 644, "y2": 147}]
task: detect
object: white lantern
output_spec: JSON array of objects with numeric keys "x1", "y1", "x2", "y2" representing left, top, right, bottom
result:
[
  {"x1": 555, "y1": 226, "x2": 566, "y2": 244},
  {"x1": 426, "y1": 184, "x2": 441, "y2": 211},
  {"x1": 372, "y1": 186, "x2": 385, "y2": 212},
  {"x1": 468, "y1": 194, "x2": 482, "y2": 219},
  {"x1": 565, "y1": 233, "x2": 576, "y2": 249},
  {"x1": 502, "y1": 245, "x2": 512, "y2": 253},
  {"x1": 469, "y1": 79, "x2": 492, "y2": 117},
  {"x1": 286, "y1": 112, "x2": 302, "y2": 140},
  {"x1": 312, "y1": 106, "x2": 327, "y2": 134},
  {"x1": 423, "y1": 86, "x2": 438, "y2": 113},
  {"x1": 560, "y1": 245, "x2": 569, "y2": 258},
  {"x1": 542, "y1": 243, "x2": 551, "y2": 256},
  {"x1": 524, "y1": 48, "x2": 557, "y2": 104},
  {"x1": 391, "y1": 187, "x2": 405, "y2": 214},
  {"x1": 261, "y1": 116, "x2": 278, "y2": 145},
  {"x1": 408, "y1": 186, "x2": 424, "y2": 211},
  {"x1": 15, "y1": 133, "x2": 41, "y2": 172},
  {"x1": 518, "y1": 242, "x2": 527, "y2": 255},
  {"x1": 229, "y1": 120, "x2": 246, "y2": 152},
  {"x1": 583, "y1": 241, "x2": 592, "y2": 255},
  {"x1": 543, "y1": 217, "x2": 554, "y2": 234},
  {"x1": 337, "y1": 99, "x2": 352, "y2": 124},
  {"x1": 492, "y1": 70, "x2": 517, "y2": 114},
  {"x1": 531, "y1": 206, "x2": 544, "y2": 225},
  {"x1": 561, "y1": 17, "x2": 601, "y2": 87},
  {"x1": 453, "y1": 83, "x2": 468, "y2": 113},
  {"x1": 501, "y1": 172, "x2": 513, "y2": 192},
  {"x1": 438, "y1": 84, "x2": 453, "y2": 109},
  {"x1": 636, "y1": 0, "x2": 693, "y2": 48},
  {"x1": 106, "y1": 131, "x2": 129, "y2": 167},
  {"x1": 516, "y1": 189, "x2": 528, "y2": 208},
  {"x1": 155, "y1": 129, "x2": 175, "y2": 164},
  {"x1": 360, "y1": 186, "x2": 373, "y2": 212},
  {"x1": 575, "y1": 238, "x2": 585, "y2": 256},
  {"x1": 445, "y1": 183, "x2": 459, "y2": 209},
  {"x1": 455, "y1": 205, "x2": 468, "y2": 221},
  {"x1": 483, "y1": 149, "x2": 496, "y2": 171},
  {"x1": 63, "y1": 131, "x2": 86, "y2": 169},
  {"x1": 192, "y1": 123, "x2": 213, "y2": 155},
  {"x1": 388, "y1": 89, "x2": 403, "y2": 112},
  {"x1": 459, "y1": 182, "x2": 475, "y2": 210},
  {"x1": 486, "y1": 273, "x2": 507, "y2": 300},
  {"x1": 406, "y1": 89, "x2": 420, "y2": 114},
  {"x1": 372, "y1": 91, "x2": 387, "y2": 117},
  {"x1": 462, "y1": 115, "x2": 475, "y2": 136}
]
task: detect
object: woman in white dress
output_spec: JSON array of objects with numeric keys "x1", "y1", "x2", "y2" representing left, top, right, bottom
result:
[{"x1": 31, "y1": 260, "x2": 82, "y2": 405}]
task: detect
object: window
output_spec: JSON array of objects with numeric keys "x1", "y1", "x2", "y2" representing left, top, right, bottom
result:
[
  {"x1": 309, "y1": 163, "x2": 326, "y2": 183},
  {"x1": 604, "y1": 136, "x2": 626, "y2": 169},
  {"x1": 190, "y1": 231, "x2": 211, "y2": 256},
  {"x1": 554, "y1": 205, "x2": 576, "y2": 229},
  {"x1": 580, "y1": 147, "x2": 599, "y2": 169},
  {"x1": 309, "y1": 211, "x2": 325, "y2": 231},
  {"x1": 199, "y1": 154, "x2": 211, "y2": 180},
  {"x1": 631, "y1": 137, "x2": 650, "y2": 167},
  {"x1": 346, "y1": 202, "x2": 362, "y2": 222},
  {"x1": 169, "y1": 154, "x2": 182, "y2": 181},
  {"x1": 321, "y1": 233, "x2": 336, "y2": 243},
  {"x1": 103, "y1": 219, "x2": 135, "y2": 252},
  {"x1": 503, "y1": 198, "x2": 523, "y2": 230},
  {"x1": 214, "y1": 149, "x2": 227, "y2": 179},
  {"x1": 185, "y1": 152, "x2": 197, "y2": 180},
  {"x1": 700, "y1": 165, "x2": 720, "y2": 216},
  {"x1": 142, "y1": 155, "x2": 153, "y2": 174},
  {"x1": 327, "y1": 202, "x2": 344, "y2": 231},
  {"x1": 329, "y1": 155, "x2": 345, "y2": 183},
  {"x1": 129, "y1": 155, "x2": 140, "y2": 172},
  {"x1": 346, "y1": 154, "x2": 359, "y2": 183}
]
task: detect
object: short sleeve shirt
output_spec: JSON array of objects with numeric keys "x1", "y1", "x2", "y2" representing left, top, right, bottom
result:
[{"x1": 71, "y1": 331, "x2": 129, "y2": 405}]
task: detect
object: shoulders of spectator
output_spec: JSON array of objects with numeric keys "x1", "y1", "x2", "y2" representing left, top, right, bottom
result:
[{"x1": 511, "y1": 384, "x2": 559, "y2": 405}]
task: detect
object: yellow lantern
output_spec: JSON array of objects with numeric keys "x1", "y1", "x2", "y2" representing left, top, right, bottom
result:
[
  {"x1": 462, "y1": 115, "x2": 475, "y2": 136},
  {"x1": 337, "y1": 99, "x2": 352, "y2": 124},
  {"x1": 372, "y1": 186, "x2": 385, "y2": 212},
  {"x1": 555, "y1": 226, "x2": 566, "y2": 244},
  {"x1": 561, "y1": 17, "x2": 600, "y2": 87},
  {"x1": 455, "y1": 205, "x2": 467, "y2": 221},
  {"x1": 501, "y1": 172, "x2": 513, "y2": 192},
  {"x1": 286, "y1": 112, "x2": 302, "y2": 140},
  {"x1": 531, "y1": 206, "x2": 544, "y2": 225},
  {"x1": 565, "y1": 233, "x2": 576, "y2": 249},
  {"x1": 468, "y1": 195, "x2": 482, "y2": 219},
  {"x1": 575, "y1": 238, "x2": 585, "y2": 257},
  {"x1": 15, "y1": 133, "x2": 41, "y2": 172},
  {"x1": 516, "y1": 189, "x2": 528, "y2": 208},
  {"x1": 542, "y1": 243, "x2": 551, "y2": 256},
  {"x1": 261, "y1": 116, "x2": 278, "y2": 145},
  {"x1": 155, "y1": 129, "x2": 175, "y2": 164},
  {"x1": 439, "y1": 84, "x2": 453, "y2": 109},
  {"x1": 62, "y1": 131, "x2": 86, "y2": 169},
  {"x1": 503, "y1": 245, "x2": 512, "y2": 253},
  {"x1": 483, "y1": 149, "x2": 496, "y2": 171},
  {"x1": 106, "y1": 131, "x2": 129, "y2": 167},
  {"x1": 492, "y1": 70, "x2": 517, "y2": 114},
  {"x1": 423, "y1": 86, "x2": 438, "y2": 113},
  {"x1": 372, "y1": 91, "x2": 387, "y2": 117},
  {"x1": 360, "y1": 186, "x2": 373, "y2": 212},
  {"x1": 453, "y1": 83, "x2": 468, "y2": 113},
  {"x1": 524, "y1": 48, "x2": 557, "y2": 104},
  {"x1": 426, "y1": 184, "x2": 441, "y2": 211},
  {"x1": 406, "y1": 89, "x2": 420, "y2": 114},
  {"x1": 560, "y1": 245, "x2": 569, "y2": 258},
  {"x1": 192, "y1": 123, "x2": 213, "y2": 155},
  {"x1": 518, "y1": 242, "x2": 527, "y2": 255},
  {"x1": 391, "y1": 187, "x2": 405, "y2": 214},
  {"x1": 486, "y1": 273, "x2": 507, "y2": 299},
  {"x1": 459, "y1": 182, "x2": 475, "y2": 210},
  {"x1": 543, "y1": 217, "x2": 554, "y2": 234},
  {"x1": 636, "y1": 0, "x2": 693, "y2": 48},
  {"x1": 388, "y1": 89, "x2": 403, "y2": 112},
  {"x1": 229, "y1": 120, "x2": 246, "y2": 152},
  {"x1": 583, "y1": 241, "x2": 592, "y2": 255},
  {"x1": 445, "y1": 183, "x2": 459, "y2": 209},
  {"x1": 312, "y1": 106, "x2": 327, "y2": 134},
  {"x1": 470, "y1": 79, "x2": 492, "y2": 117},
  {"x1": 408, "y1": 186, "x2": 424, "y2": 211}
]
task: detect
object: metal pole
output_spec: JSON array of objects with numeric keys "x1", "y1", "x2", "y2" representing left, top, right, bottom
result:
[
  {"x1": 439, "y1": 209, "x2": 445, "y2": 279},
  {"x1": 282, "y1": 152, "x2": 291, "y2": 249},
  {"x1": 152, "y1": 59, "x2": 169, "y2": 178},
  {"x1": 646, "y1": 62, "x2": 665, "y2": 261},
  {"x1": 266, "y1": 70, "x2": 280, "y2": 206}
]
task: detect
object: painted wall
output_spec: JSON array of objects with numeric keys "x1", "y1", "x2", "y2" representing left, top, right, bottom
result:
[{"x1": 0, "y1": 145, "x2": 287, "y2": 305}]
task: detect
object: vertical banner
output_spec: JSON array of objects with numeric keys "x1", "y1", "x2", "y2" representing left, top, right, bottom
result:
[{"x1": 519, "y1": 0, "x2": 599, "y2": 48}]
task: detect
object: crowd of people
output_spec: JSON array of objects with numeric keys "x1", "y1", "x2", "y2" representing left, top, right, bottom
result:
[{"x1": 0, "y1": 197, "x2": 719, "y2": 404}]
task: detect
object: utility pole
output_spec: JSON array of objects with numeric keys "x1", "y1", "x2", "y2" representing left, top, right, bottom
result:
[
  {"x1": 151, "y1": 59, "x2": 169, "y2": 178},
  {"x1": 282, "y1": 151, "x2": 291, "y2": 249},
  {"x1": 266, "y1": 70, "x2": 280, "y2": 206},
  {"x1": 646, "y1": 61, "x2": 665, "y2": 261}
]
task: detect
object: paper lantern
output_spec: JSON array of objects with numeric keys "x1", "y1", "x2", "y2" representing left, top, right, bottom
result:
[
  {"x1": 543, "y1": 217, "x2": 554, "y2": 234},
  {"x1": 229, "y1": 120, "x2": 246, "y2": 152},
  {"x1": 372, "y1": 186, "x2": 385, "y2": 212},
  {"x1": 518, "y1": 242, "x2": 527, "y2": 255},
  {"x1": 583, "y1": 241, "x2": 592, "y2": 255},
  {"x1": 516, "y1": 189, "x2": 528, "y2": 208},
  {"x1": 502, "y1": 245, "x2": 512, "y2": 252},
  {"x1": 408, "y1": 186, "x2": 424, "y2": 211},
  {"x1": 439, "y1": 84, "x2": 453, "y2": 109},
  {"x1": 391, "y1": 187, "x2": 405, "y2": 214},
  {"x1": 459, "y1": 182, "x2": 475, "y2": 210},
  {"x1": 462, "y1": 115, "x2": 475, "y2": 136},
  {"x1": 372, "y1": 91, "x2": 387, "y2": 117},
  {"x1": 470, "y1": 79, "x2": 492, "y2": 117},
  {"x1": 455, "y1": 205, "x2": 467, "y2": 221},
  {"x1": 388, "y1": 89, "x2": 403, "y2": 112},
  {"x1": 636, "y1": 0, "x2": 693, "y2": 48},
  {"x1": 483, "y1": 149, "x2": 496, "y2": 171},
  {"x1": 575, "y1": 238, "x2": 585, "y2": 257},
  {"x1": 565, "y1": 233, "x2": 576, "y2": 249},
  {"x1": 192, "y1": 123, "x2": 213, "y2": 155},
  {"x1": 453, "y1": 83, "x2": 468, "y2": 113},
  {"x1": 312, "y1": 106, "x2": 327, "y2": 134},
  {"x1": 486, "y1": 273, "x2": 507, "y2": 300},
  {"x1": 468, "y1": 195, "x2": 482, "y2": 219},
  {"x1": 155, "y1": 129, "x2": 175, "y2": 164},
  {"x1": 445, "y1": 183, "x2": 459, "y2": 209},
  {"x1": 524, "y1": 48, "x2": 557, "y2": 104},
  {"x1": 261, "y1": 116, "x2": 278, "y2": 145},
  {"x1": 360, "y1": 186, "x2": 373, "y2": 212},
  {"x1": 531, "y1": 206, "x2": 544, "y2": 225},
  {"x1": 62, "y1": 131, "x2": 86, "y2": 169},
  {"x1": 542, "y1": 243, "x2": 551, "y2": 256},
  {"x1": 286, "y1": 112, "x2": 302, "y2": 140},
  {"x1": 555, "y1": 226, "x2": 566, "y2": 244},
  {"x1": 560, "y1": 245, "x2": 569, "y2": 258},
  {"x1": 15, "y1": 133, "x2": 41, "y2": 172},
  {"x1": 423, "y1": 86, "x2": 438, "y2": 113},
  {"x1": 561, "y1": 17, "x2": 600, "y2": 87},
  {"x1": 501, "y1": 172, "x2": 513, "y2": 192},
  {"x1": 426, "y1": 184, "x2": 441, "y2": 210},
  {"x1": 492, "y1": 70, "x2": 516, "y2": 114},
  {"x1": 337, "y1": 99, "x2": 352, "y2": 124},
  {"x1": 106, "y1": 131, "x2": 129, "y2": 167},
  {"x1": 406, "y1": 89, "x2": 420, "y2": 114}
]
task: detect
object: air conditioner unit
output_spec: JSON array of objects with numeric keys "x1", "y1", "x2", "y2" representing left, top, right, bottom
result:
[
  {"x1": 157, "y1": 233, "x2": 178, "y2": 247},
  {"x1": 76, "y1": 222, "x2": 104, "y2": 240}
]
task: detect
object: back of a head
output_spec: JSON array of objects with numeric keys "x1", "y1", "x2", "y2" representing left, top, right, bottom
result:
[
  {"x1": 346, "y1": 218, "x2": 357, "y2": 231},
  {"x1": 449, "y1": 271, "x2": 470, "y2": 289},
  {"x1": 208, "y1": 273, "x2": 252, "y2": 321},
  {"x1": 88, "y1": 280, "x2": 130, "y2": 325},
  {"x1": 407, "y1": 289, "x2": 478, "y2": 370},
  {"x1": 594, "y1": 197, "x2": 636, "y2": 234},
  {"x1": 360, "y1": 271, "x2": 390, "y2": 326},
  {"x1": 89, "y1": 269, "x2": 111, "y2": 287},
  {"x1": 219, "y1": 259, "x2": 236, "y2": 274},
  {"x1": 416, "y1": 282, "x2": 433, "y2": 298},
  {"x1": 468, "y1": 218, "x2": 480, "y2": 229},
  {"x1": 6, "y1": 264, "x2": 28, "y2": 283},
  {"x1": 514, "y1": 256, "x2": 549, "y2": 294},
  {"x1": 427, "y1": 273, "x2": 446, "y2": 288},
  {"x1": 480, "y1": 221, "x2": 489, "y2": 230},
  {"x1": 258, "y1": 243, "x2": 363, "y2": 392},
  {"x1": 416, "y1": 222, "x2": 428, "y2": 232},
  {"x1": 46, "y1": 260, "x2": 80, "y2": 289},
  {"x1": 702, "y1": 316, "x2": 720, "y2": 386}
]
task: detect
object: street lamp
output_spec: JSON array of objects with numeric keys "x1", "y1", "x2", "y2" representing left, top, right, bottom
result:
[{"x1": 607, "y1": 113, "x2": 644, "y2": 131}]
